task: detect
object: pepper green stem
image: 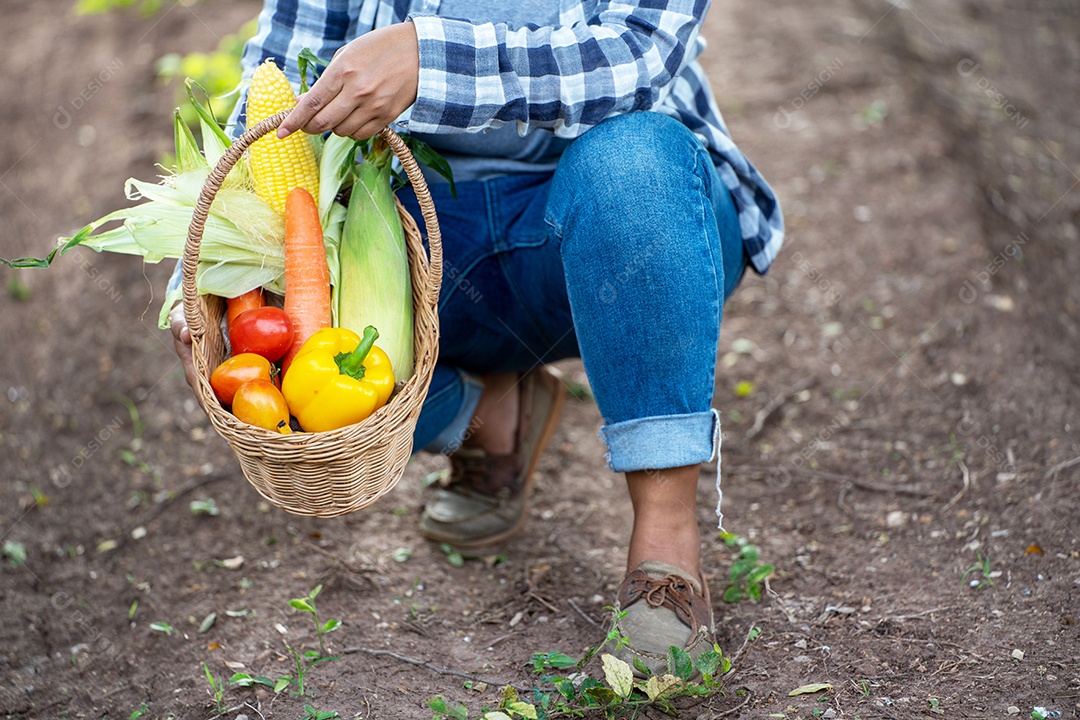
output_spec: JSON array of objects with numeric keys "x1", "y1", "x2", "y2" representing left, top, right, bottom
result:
[{"x1": 335, "y1": 326, "x2": 379, "y2": 380}]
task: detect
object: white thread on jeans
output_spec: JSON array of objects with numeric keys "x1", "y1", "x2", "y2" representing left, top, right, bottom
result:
[{"x1": 710, "y1": 408, "x2": 724, "y2": 530}]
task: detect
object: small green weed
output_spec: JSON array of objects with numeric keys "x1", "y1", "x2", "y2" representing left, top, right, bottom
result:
[
  {"x1": 202, "y1": 663, "x2": 228, "y2": 715},
  {"x1": 2, "y1": 540, "x2": 27, "y2": 568},
  {"x1": 860, "y1": 99, "x2": 888, "y2": 125},
  {"x1": 259, "y1": 585, "x2": 343, "y2": 697},
  {"x1": 112, "y1": 394, "x2": 144, "y2": 442},
  {"x1": 289, "y1": 584, "x2": 341, "y2": 658},
  {"x1": 29, "y1": 487, "x2": 48, "y2": 507},
  {"x1": 111, "y1": 394, "x2": 156, "y2": 475},
  {"x1": 189, "y1": 498, "x2": 219, "y2": 516},
  {"x1": 428, "y1": 696, "x2": 470, "y2": 720},
  {"x1": 207, "y1": 586, "x2": 345, "y2": 708},
  {"x1": 940, "y1": 434, "x2": 966, "y2": 466},
  {"x1": 719, "y1": 532, "x2": 773, "y2": 602},
  {"x1": 440, "y1": 543, "x2": 466, "y2": 567},
  {"x1": 529, "y1": 651, "x2": 577, "y2": 672},
  {"x1": 438, "y1": 542, "x2": 506, "y2": 568},
  {"x1": 229, "y1": 672, "x2": 278, "y2": 692},
  {"x1": 273, "y1": 643, "x2": 339, "y2": 697},
  {"x1": 430, "y1": 610, "x2": 732, "y2": 719},
  {"x1": 962, "y1": 553, "x2": 994, "y2": 590}
]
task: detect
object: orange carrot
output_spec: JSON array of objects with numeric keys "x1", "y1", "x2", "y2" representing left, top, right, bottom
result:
[
  {"x1": 281, "y1": 187, "x2": 332, "y2": 375},
  {"x1": 226, "y1": 288, "x2": 265, "y2": 329}
]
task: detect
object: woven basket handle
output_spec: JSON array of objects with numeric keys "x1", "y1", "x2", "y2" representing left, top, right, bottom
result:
[{"x1": 181, "y1": 110, "x2": 443, "y2": 341}]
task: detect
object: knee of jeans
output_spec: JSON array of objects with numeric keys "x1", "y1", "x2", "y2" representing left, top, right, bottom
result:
[
  {"x1": 562, "y1": 112, "x2": 703, "y2": 182},
  {"x1": 550, "y1": 112, "x2": 709, "y2": 235}
]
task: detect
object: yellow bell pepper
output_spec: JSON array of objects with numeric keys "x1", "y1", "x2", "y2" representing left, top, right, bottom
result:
[{"x1": 281, "y1": 326, "x2": 395, "y2": 433}]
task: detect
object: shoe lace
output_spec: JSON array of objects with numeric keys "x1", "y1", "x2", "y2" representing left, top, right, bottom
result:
[
  {"x1": 448, "y1": 453, "x2": 491, "y2": 491},
  {"x1": 642, "y1": 574, "x2": 695, "y2": 618}
]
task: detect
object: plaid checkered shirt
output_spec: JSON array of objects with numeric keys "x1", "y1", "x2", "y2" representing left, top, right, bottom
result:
[{"x1": 236, "y1": 0, "x2": 784, "y2": 272}]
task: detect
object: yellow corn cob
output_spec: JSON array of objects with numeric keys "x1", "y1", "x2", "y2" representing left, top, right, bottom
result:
[{"x1": 246, "y1": 59, "x2": 320, "y2": 216}]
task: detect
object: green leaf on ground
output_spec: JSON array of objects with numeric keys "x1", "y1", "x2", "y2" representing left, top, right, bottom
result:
[
  {"x1": 2, "y1": 541, "x2": 27, "y2": 567},
  {"x1": 696, "y1": 648, "x2": 723, "y2": 676},
  {"x1": 668, "y1": 646, "x2": 694, "y2": 681},
  {"x1": 789, "y1": 683, "x2": 834, "y2": 696},
  {"x1": 198, "y1": 612, "x2": 216, "y2": 633}
]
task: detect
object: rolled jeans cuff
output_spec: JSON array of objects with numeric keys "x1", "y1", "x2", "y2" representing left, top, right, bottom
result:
[
  {"x1": 599, "y1": 408, "x2": 721, "y2": 473},
  {"x1": 422, "y1": 370, "x2": 484, "y2": 454}
]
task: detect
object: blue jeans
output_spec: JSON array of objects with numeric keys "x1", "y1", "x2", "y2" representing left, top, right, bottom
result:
[{"x1": 400, "y1": 111, "x2": 748, "y2": 473}]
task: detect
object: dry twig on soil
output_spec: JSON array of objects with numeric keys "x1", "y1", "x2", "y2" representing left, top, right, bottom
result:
[
  {"x1": 942, "y1": 460, "x2": 972, "y2": 511},
  {"x1": 764, "y1": 578, "x2": 799, "y2": 624},
  {"x1": 1044, "y1": 454, "x2": 1080, "y2": 480},
  {"x1": 343, "y1": 645, "x2": 530, "y2": 691},
  {"x1": 885, "y1": 606, "x2": 950, "y2": 621},
  {"x1": 710, "y1": 690, "x2": 752, "y2": 718},
  {"x1": 728, "y1": 620, "x2": 763, "y2": 669},
  {"x1": 479, "y1": 632, "x2": 514, "y2": 648},
  {"x1": 567, "y1": 597, "x2": 602, "y2": 628},
  {"x1": 744, "y1": 377, "x2": 815, "y2": 441}
]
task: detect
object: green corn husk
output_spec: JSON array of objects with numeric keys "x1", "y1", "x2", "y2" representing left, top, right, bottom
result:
[
  {"x1": 51, "y1": 106, "x2": 353, "y2": 330},
  {"x1": 337, "y1": 139, "x2": 413, "y2": 380},
  {"x1": 1, "y1": 67, "x2": 372, "y2": 336},
  {"x1": 71, "y1": 107, "x2": 290, "y2": 329}
]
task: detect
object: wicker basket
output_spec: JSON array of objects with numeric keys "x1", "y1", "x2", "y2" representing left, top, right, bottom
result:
[{"x1": 180, "y1": 110, "x2": 442, "y2": 517}]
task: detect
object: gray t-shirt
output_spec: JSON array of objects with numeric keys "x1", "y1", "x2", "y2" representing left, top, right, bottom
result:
[{"x1": 410, "y1": 0, "x2": 572, "y2": 182}]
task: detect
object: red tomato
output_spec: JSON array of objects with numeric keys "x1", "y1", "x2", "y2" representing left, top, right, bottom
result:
[
  {"x1": 229, "y1": 307, "x2": 294, "y2": 362},
  {"x1": 231, "y1": 380, "x2": 291, "y2": 433},
  {"x1": 210, "y1": 353, "x2": 275, "y2": 406}
]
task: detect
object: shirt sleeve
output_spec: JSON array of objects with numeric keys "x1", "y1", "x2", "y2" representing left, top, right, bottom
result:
[
  {"x1": 227, "y1": 0, "x2": 367, "y2": 135},
  {"x1": 407, "y1": 0, "x2": 710, "y2": 137}
]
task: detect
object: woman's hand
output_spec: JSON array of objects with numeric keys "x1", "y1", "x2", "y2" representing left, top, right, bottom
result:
[
  {"x1": 277, "y1": 22, "x2": 420, "y2": 141},
  {"x1": 169, "y1": 303, "x2": 198, "y2": 392}
]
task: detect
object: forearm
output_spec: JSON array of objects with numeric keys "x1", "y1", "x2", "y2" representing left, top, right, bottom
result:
[{"x1": 229, "y1": 0, "x2": 358, "y2": 135}]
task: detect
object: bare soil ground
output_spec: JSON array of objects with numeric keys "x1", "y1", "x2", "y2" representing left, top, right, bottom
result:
[{"x1": 1, "y1": 0, "x2": 1078, "y2": 718}]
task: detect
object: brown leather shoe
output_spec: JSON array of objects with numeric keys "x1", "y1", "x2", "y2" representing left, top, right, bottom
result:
[
  {"x1": 610, "y1": 561, "x2": 715, "y2": 677},
  {"x1": 420, "y1": 368, "x2": 566, "y2": 549}
]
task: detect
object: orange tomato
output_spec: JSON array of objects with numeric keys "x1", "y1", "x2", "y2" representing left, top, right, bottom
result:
[
  {"x1": 231, "y1": 380, "x2": 292, "y2": 434},
  {"x1": 210, "y1": 353, "x2": 275, "y2": 406}
]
